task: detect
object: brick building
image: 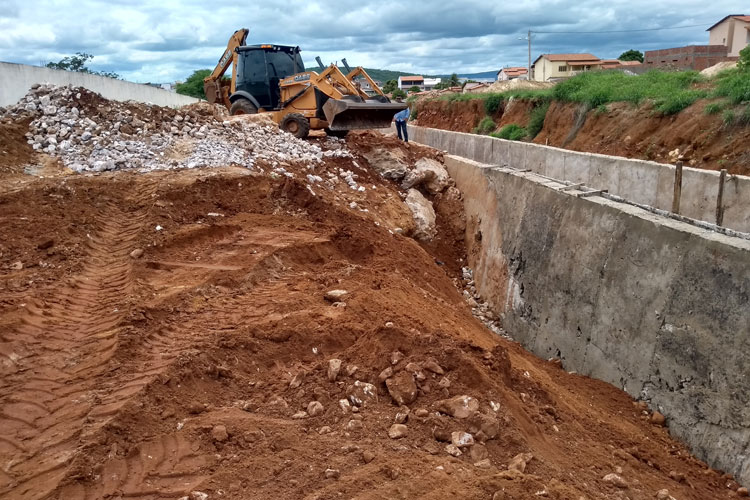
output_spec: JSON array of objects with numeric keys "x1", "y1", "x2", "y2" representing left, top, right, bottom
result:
[{"x1": 643, "y1": 45, "x2": 731, "y2": 71}]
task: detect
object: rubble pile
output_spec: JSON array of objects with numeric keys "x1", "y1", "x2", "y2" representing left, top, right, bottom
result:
[
  {"x1": 3, "y1": 84, "x2": 351, "y2": 172},
  {"x1": 460, "y1": 267, "x2": 509, "y2": 339}
]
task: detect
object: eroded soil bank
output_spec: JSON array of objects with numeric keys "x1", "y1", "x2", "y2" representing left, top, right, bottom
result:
[{"x1": 416, "y1": 98, "x2": 750, "y2": 175}]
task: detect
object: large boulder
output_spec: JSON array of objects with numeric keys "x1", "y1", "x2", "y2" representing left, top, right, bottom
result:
[
  {"x1": 363, "y1": 149, "x2": 409, "y2": 180},
  {"x1": 404, "y1": 189, "x2": 436, "y2": 241},
  {"x1": 401, "y1": 158, "x2": 451, "y2": 194}
]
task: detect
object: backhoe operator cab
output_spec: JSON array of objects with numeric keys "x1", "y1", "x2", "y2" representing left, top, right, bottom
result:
[
  {"x1": 204, "y1": 28, "x2": 406, "y2": 139},
  {"x1": 232, "y1": 45, "x2": 303, "y2": 114}
]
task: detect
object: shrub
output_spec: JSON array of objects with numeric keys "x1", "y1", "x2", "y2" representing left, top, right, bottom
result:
[
  {"x1": 714, "y1": 68, "x2": 750, "y2": 104},
  {"x1": 722, "y1": 109, "x2": 735, "y2": 126},
  {"x1": 473, "y1": 116, "x2": 496, "y2": 134},
  {"x1": 552, "y1": 70, "x2": 705, "y2": 113},
  {"x1": 484, "y1": 94, "x2": 504, "y2": 114},
  {"x1": 738, "y1": 45, "x2": 750, "y2": 72},
  {"x1": 492, "y1": 124, "x2": 527, "y2": 141},
  {"x1": 704, "y1": 102, "x2": 723, "y2": 114},
  {"x1": 739, "y1": 106, "x2": 750, "y2": 126},
  {"x1": 526, "y1": 102, "x2": 550, "y2": 139},
  {"x1": 654, "y1": 89, "x2": 708, "y2": 115}
]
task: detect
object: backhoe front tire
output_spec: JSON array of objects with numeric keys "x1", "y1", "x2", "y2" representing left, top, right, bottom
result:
[
  {"x1": 280, "y1": 113, "x2": 310, "y2": 139},
  {"x1": 230, "y1": 99, "x2": 257, "y2": 115},
  {"x1": 324, "y1": 128, "x2": 349, "y2": 138}
]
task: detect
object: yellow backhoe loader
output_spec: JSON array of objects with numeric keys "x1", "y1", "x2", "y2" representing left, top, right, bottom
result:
[{"x1": 203, "y1": 28, "x2": 406, "y2": 138}]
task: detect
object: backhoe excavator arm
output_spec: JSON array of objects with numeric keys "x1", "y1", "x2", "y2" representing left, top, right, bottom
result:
[
  {"x1": 345, "y1": 67, "x2": 386, "y2": 98},
  {"x1": 203, "y1": 28, "x2": 249, "y2": 105}
]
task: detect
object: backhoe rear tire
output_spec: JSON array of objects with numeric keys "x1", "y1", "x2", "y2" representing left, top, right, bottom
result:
[
  {"x1": 324, "y1": 128, "x2": 349, "y2": 138},
  {"x1": 230, "y1": 99, "x2": 258, "y2": 115},
  {"x1": 280, "y1": 113, "x2": 310, "y2": 139}
]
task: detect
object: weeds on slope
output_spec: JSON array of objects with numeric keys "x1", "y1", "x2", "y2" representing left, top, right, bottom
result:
[
  {"x1": 552, "y1": 70, "x2": 708, "y2": 114},
  {"x1": 713, "y1": 69, "x2": 750, "y2": 105},
  {"x1": 434, "y1": 70, "x2": 709, "y2": 116}
]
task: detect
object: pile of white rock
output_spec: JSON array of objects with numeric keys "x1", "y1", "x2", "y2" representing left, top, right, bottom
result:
[{"x1": 3, "y1": 84, "x2": 352, "y2": 173}]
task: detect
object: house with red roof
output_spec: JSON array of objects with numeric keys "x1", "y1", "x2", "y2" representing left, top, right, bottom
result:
[{"x1": 497, "y1": 67, "x2": 528, "y2": 81}]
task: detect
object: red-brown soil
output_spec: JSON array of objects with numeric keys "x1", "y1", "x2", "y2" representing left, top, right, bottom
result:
[
  {"x1": 415, "y1": 98, "x2": 750, "y2": 175},
  {"x1": 0, "y1": 135, "x2": 743, "y2": 500}
]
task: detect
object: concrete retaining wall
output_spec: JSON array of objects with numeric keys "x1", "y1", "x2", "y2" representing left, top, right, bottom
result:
[
  {"x1": 445, "y1": 154, "x2": 750, "y2": 485},
  {"x1": 401, "y1": 124, "x2": 750, "y2": 234},
  {"x1": 0, "y1": 62, "x2": 199, "y2": 108}
]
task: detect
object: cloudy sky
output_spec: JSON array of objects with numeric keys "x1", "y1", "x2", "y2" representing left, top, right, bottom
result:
[{"x1": 0, "y1": 0, "x2": 744, "y2": 82}]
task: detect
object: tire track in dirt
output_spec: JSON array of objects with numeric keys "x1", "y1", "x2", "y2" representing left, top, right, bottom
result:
[
  {"x1": 0, "y1": 187, "x2": 154, "y2": 500},
  {"x1": 52, "y1": 227, "x2": 333, "y2": 498}
]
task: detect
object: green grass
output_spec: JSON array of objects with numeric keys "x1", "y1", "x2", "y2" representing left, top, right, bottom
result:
[
  {"x1": 526, "y1": 102, "x2": 550, "y2": 139},
  {"x1": 491, "y1": 124, "x2": 527, "y2": 141},
  {"x1": 740, "y1": 106, "x2": 750, "y2": 125},
  {"x1": 722, "y1": 109, "x2": 735, "y2": 126},
  {"x1": 704, "y1": 102, "x2": 724, "y2": 114},
  {"x1": 473, "y1": 116, "x2": 496, "y2": 134},
  {"x1": 713, "y1": 68, "x2": 750, "y2": 104},
  {"x1": 552, "y1": 70, "x2": 707, "y2": 114},
  {"x1": 433, "y1": 70, "x2": 708, "y2": 116}
]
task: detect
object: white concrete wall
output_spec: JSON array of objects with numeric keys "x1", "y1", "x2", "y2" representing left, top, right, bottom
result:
[
  {"x1": 445, "y1": 153, "x2": 750, "y2": 486},
  {"x1": 401, "y1": 124, "x2": 750, "y2": 234},
  {"x1": 0, "y1": 62, "x2": 200, "y2": 108}
]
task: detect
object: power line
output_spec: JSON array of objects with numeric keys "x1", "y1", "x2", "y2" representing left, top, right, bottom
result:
[{"x1": 533, "y1": 23, "x2": 711, "y2": 34}]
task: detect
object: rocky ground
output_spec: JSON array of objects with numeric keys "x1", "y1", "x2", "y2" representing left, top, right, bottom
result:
[{"x1": 0, "y1": 86, "x2": 747, "y2": 500}]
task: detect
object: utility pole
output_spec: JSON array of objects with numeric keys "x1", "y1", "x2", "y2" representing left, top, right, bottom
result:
[
  {"x1": 519, "y1": 30, "x2": 533, "y2": 81},
  {"x1": 527, "y1": 30, "x2": 532, "y2": 81}
]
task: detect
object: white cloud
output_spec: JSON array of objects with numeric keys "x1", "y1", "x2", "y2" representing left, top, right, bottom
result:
[{"x1": 0, "y1": 0, "x2": 741, "y2": 82}]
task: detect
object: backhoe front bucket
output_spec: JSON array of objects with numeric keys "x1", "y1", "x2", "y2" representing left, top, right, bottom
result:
[{"x1": 322, "y1": 99, "x2": 407, "y2": 131}]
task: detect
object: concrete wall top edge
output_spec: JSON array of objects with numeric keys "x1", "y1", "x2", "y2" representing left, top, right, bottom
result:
[{"x1": 445, "y1": 154, "x2": 750, "y2": 251}]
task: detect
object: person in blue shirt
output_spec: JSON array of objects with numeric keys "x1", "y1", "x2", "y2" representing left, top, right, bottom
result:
[{"x1": 393, "y1": 100, "x2": 410, "y2": 142}]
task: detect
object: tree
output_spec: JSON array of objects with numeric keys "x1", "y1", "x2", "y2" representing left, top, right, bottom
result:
[
  {"x1": 408, "y1": 85, "x2": 421, "y2": 93},
  {"x1": 447, "y1": 73, "x2": 460, "y2": 86},
  {"x1": 382, "y1": 79, "x2": 398, "y2": 93},
  {"x1": 391, "y1": 88, "x2": 407, "y2": 99},
  {"x1": 618, "y1": 50, "x2": 644, "y2": 63},
  {"x1": 176, "y1": 69, "x2": 212, "y2": 99},
  {"x1": 46, "y1": 52, "x2": 120, "y2": 79},
  {"x1": 738, "y1": 45, "x2": 750, "y2": 71}
]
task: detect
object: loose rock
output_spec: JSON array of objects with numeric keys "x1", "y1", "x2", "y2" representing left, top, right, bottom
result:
[
  {"x1": 385, "y1": 370, "x2": 418, "y2": 406},
  {"x1": 327, "y1": 358, "x2": 342, "y2": 381},
  {"x1": 435, "y1": 395, "x2": 479, "y2": 418},
  {"x1": 651, "y1": 411, "x2": 666, "y2": 426},
  {"x1": 325, "y1": 289, "x2": 349, "y2": 302},
  {"x1": 307, "y1": 401, "x2": 324, "y2": 417},
  {"x1": 388, "y1": 424, "x2": 408, "y2": 439},
  {"x1": 211, "y1": 425, "x2": 229, "y2": 442},
  {"x1": 508, "y1": 452, "x2": 533, "y2": 473},
  {"x1": 324, "y1": 468, "x2": 340, "y2": 479},
  {"x1": 603, "y1": 473, "x2": 629, "y2": 489}
]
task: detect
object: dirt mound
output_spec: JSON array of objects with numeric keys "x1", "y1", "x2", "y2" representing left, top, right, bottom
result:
[
  {"x1": 0, "y1": 117, "x2": 35, "y2": 173},
  {"x1": 0, "y1": 144, "x2": 740, "y2": 500},
  {"x1": 700, "y1": 61, "x2": 738, "y2": 77},
  {"x1": 0, "y1": 87, "x2": 743, "y2": 500},
  {"x1": 476, "y1": 80, "x2": 554, "y2": 94}
]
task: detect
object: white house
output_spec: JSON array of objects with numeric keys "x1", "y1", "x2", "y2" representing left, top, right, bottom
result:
[
  {"x1": 397, "y1": 76, "x2": 442, "y2": 91},
  {"x1": 708, "y1": 14, "x2": 750, "y2": 57}
]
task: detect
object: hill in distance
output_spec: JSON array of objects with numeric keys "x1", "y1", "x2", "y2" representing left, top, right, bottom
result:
[{"x1": 304, "y1": 67, "x2": 500, "y2": 83}]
